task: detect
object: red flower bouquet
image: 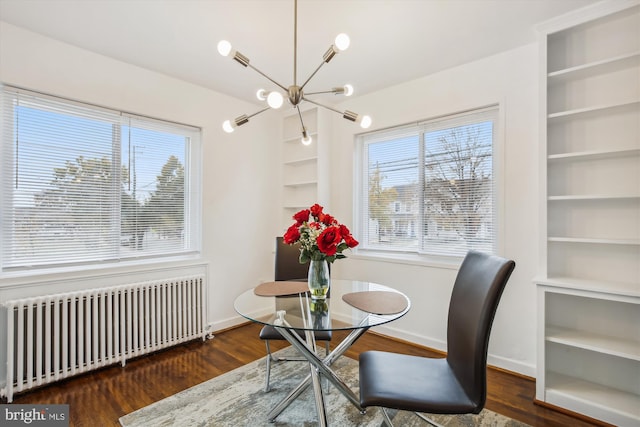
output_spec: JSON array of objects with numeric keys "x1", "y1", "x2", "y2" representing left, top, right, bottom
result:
[{"x1": 283, "y1": 203, "x2": 359, "y2": 263}]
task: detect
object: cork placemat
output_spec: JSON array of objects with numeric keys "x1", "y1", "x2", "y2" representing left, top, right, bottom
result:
[
  {"x1": 254, "y1": 281, "x2": 308, "y2": 297},
  {"x1": 341, "y1": 291, "x2": 408, "y2": 315}
]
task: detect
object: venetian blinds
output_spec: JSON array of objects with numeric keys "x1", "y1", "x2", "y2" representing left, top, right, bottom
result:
[
  {"x1": 358, "y1": 106, "x2": 498, "y2": 259},
  {"x1": 0, "y1": 86, "x2": 200, "y2": 270}
]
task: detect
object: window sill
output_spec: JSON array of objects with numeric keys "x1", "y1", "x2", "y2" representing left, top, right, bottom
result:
[
  {"x1": 0, "y1": 253, "x2": 205, "y2": 287},
  {"x1": 350, "y1": 250, "x2": 462, "y2": 270}
]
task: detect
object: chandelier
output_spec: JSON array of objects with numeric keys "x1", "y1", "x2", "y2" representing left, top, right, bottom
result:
[{"x1": 218, "y1": 0, "x2": 371, "y2": 145}]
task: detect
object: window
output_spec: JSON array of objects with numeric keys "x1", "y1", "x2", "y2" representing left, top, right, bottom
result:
[
  {"x1": 357, "y1": 106, "x2": 498, "y2": 259},
  {"x1": 0, "y1": 86, "x2": 201, "y2": 271}
]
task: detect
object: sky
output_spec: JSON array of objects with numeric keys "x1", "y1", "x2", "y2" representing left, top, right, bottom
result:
[{"x1": 13, "y1": 104, "x2": 186, "y2": 206}]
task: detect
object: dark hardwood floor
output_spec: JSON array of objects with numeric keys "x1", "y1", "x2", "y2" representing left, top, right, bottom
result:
[{"x1": 7, "y1": 322, "x2": 608, "y2": 427}]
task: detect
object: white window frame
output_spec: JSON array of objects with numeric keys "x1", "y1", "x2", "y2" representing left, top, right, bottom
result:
[
  {"x1": 354, "y1": 105, "x2": 503, "y2": 266},
  {"x1": 0, "y1": 85, "x2": 202, "y2": 274}
]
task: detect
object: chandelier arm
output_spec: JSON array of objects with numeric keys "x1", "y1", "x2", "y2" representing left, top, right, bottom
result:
[
  {"x1": 296, "y1": 105, "x2": 306, "y2": 133},
  {"x1": 299, "y1": 60, "x2": 327, "y2": 91},
  {"x1": 247, "y1": 63, "x2": 289, "y2": 92},
  {"x1": 301, "y1": 96, "x2": 342, "y2": 115},
  {"x1": 304, "y1": 88, "x2": 344, "y2": 96},
  {"x1": 246, "y1": 106, "x2": 271, "y2": 119}
]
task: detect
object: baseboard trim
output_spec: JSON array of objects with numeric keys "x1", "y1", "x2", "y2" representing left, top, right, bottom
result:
[{"x1": 533, "y1": 399, "x2": 613, "y2": 427}]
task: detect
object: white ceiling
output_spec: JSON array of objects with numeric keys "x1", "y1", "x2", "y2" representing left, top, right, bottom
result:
[{"x1": 0, "y1": 0, "x2": 598, "y2": 105}]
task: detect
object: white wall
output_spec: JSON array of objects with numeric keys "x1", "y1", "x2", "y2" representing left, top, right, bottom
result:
[
  {"x1": 0, "y1": 22, "x2": 282, "y2": 331},
  {"x1": 329, "y1": 44, "x2": 540, "y2": 376}
]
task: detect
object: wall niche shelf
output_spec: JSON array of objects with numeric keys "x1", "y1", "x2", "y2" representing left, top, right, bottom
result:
[
  {"x1": 280, "y1": 107, "x2": 330, "y2": 230},
  {"x1": 536, "y1": 2, "x2": 640, "y2": 426},
  {"x1": 284, "y1": 156, "x2": 318, "y2": 166}
]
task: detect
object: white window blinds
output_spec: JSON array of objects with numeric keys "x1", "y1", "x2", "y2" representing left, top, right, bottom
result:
[
  {"x1": 357, "y1": 106, "x2": 498, "y2": 259},
  {"x1": 0, "y1": 86, "x2": 201, "y2": 270}
]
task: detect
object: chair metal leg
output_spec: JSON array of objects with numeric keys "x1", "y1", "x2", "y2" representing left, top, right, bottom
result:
[
  {"x1": 381, "y1": 408, "x2": 394, "y2": 426},
  {"x1": 415, "y1": 412, "x2": 444, "y2": 427},
  {"x1": 264, "y1": 340, "x2": 273, "y2": 392},
  {"x1": 379, "y1": 408, "x2": 444, "y2": 427}
]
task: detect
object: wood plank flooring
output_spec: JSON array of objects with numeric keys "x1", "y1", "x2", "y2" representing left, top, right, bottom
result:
[{"x1": 6, "y1": 322, "x2": 608, "y2": 427}]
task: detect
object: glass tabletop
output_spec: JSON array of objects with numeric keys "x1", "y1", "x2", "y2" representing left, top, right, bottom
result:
[{"x1": 234, "y1": 279, "x2": 411, "y2": 331}]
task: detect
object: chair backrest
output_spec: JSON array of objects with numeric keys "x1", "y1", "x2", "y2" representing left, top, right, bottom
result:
[
  {"x1": 446, "y1": 250, "x2": 515, "y2": 412},
  {"x1": 274, "y1": 236, "x2": 309, "y2": 281}
]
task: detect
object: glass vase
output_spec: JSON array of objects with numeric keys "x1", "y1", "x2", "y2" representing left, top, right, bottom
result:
[{"x1": 308, "y1": 258, "x2": 330, "y2": 300}]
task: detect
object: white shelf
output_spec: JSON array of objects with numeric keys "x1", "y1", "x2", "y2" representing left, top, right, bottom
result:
[
  {"x1": 548, "y1": 51, "x2": 640, "y2": 82},
  {"x1": 539, "y1": 277, "x2": 640, "y2": 297},
  {"x1": 546, "y1": 372, "x2": 640, "y2": 427},
  {"x1": 548, "y1": 236, "x2": 640, "y2": 245},
  {"x1": 548, "y1": 100, "x2": 640, "y2": 121},
  {"x1": 548, "y1": 147, "x2": 640, "y2": 161},
  {"x1": 284, "y1": 156, "x2": 317, "y2": 166},
  {"x1": 283, "y1": 132, "x2": 318, "y2": 144},
  {"x1": 546, "y1": 327, "x2": 640, "y2": 360},
  {"x1": 283, "y1": 180, "x2": 317, "y2": 188},
  {"x1": 548, "y1": 194, "x2": 640, "y2": 201}
]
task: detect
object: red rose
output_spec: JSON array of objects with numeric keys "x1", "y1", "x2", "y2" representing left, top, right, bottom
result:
[
  {"x1": 317, "y1": 226, "x2": 342, "y2": 256},
  {"x1": 309, "y1": 221, "x2": 322, "y2": 230},
  {"x1": 339, "y1": 224, "x2": 358, "y2": 248},
  {"x1": 283, "y1": 224, "x2": 300, "y2": 244},
  {"x1": 344, "y1": 234, "x2": 359, "y2": 248},
  {"x1": 293, "y1": 209, "x2": 310, "y2": 225},
  {"x1": 320, "y1": 213, "x2": 336, "y2": 226},
  {"x1": 310, "y1": 203, "x2": 323, "y2": 219}
]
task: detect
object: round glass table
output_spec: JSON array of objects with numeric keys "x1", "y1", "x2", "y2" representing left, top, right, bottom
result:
[{"x1": 234, "y1": 279, "x2": 411, "y2": 426}]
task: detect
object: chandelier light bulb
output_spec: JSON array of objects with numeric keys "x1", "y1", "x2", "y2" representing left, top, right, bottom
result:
[
  {"x1": 267, "y1": 92, "x2": 284, "y2": 109},
  {"x1": 222, "y1": 119, "x2": 235, "y2": 133},
  {"x1": 217, "y1": 40, "x2": 232, "y2": 57},
  {"x1": 334, "y1": 33, "x2": 350, "y2": 51},
  {"x1": 256, "y1": 89, "x2": 267, "y2": 101},
  {"x1": 343, "y1": 84, "x2": 354, "y2": 96},
  {"x1": 359, "y1": 115, "x2": 372, "y2": 129},
  {"x1": 301, "y1": 134, "x2": 313, "y2": 145}
]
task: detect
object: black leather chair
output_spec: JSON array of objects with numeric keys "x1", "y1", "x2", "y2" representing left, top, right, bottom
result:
[
  {"x1": 260, "y1": 237, "x2": 332, "y2": 392},
  {"x1": 358, "y1": 250, "x2": 515, "y2": 426}
]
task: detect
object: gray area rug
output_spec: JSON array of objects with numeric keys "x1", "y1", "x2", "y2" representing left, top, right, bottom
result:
[{"x1": 120, "y1": 347, "x2": 530, "y2": 426}]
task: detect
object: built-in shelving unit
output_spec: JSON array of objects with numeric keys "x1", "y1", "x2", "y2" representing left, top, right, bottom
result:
[
  {"x1": 280, "y1": 107, "x2": 329, "y2": 229},
  {"x1": 536, "y1": 1, "x2": 640, "y2": 426}
]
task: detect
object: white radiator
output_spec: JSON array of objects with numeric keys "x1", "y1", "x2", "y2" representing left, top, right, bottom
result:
[{"x1": 1, "y1": 275, "x2": 206, "y2": 402}]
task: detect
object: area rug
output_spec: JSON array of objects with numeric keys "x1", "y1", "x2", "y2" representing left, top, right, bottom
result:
[{"x1": 120, "y1": 347, "x2": 530, "y2": 427}]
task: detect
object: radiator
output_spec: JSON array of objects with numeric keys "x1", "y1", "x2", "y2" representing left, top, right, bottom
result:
[{"x1": 1, "y1": 275, "x2": 206, "y2": 402}]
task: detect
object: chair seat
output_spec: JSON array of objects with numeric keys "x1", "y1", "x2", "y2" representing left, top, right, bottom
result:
[
  {"x1": 359, "y1": 351, "x2": 480, "y2": 414},
  {"x1": 259, "y1": 325, "x2": 332, "y2": 341}
]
